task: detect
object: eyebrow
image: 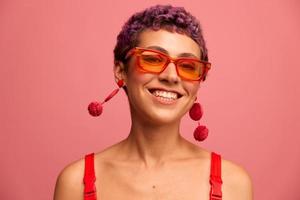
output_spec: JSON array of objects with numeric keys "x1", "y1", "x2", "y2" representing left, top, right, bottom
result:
[{"x1": 146, "y1": 45, "x2": 200, "y2": 59}]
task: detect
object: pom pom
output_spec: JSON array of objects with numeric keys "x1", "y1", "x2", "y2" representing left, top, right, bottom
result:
[
  {"x1": 189, "y1": 102, "x2": 203, "y2": 121},
  {"x1": 193, "y1": 125, "x2": 208, "y2": 141},
  {"x1": 88, "y1": 101, "x2": 103, "y2": 117}
]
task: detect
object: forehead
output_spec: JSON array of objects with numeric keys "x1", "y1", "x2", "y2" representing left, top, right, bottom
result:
[{"x1": 136, "y1": 29, "x2": 201, "y2": 59}]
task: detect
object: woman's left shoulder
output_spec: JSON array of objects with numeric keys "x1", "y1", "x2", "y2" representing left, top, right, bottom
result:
[{"x1": 220, "y1": 155, "x2": 254, "y2": 200}]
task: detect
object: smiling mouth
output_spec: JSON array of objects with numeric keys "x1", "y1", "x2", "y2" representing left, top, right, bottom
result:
[{"x1": 148, "y1": 88, "x2": 183, "y2": 100}]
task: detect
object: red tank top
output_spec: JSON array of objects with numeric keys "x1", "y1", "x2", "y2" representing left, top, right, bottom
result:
[{"x1": 83, "y1": 152, "x2": 223, "y2": 200}]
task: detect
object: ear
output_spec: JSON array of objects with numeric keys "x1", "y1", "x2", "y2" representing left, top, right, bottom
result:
[{"x1": 113, "y1": 61, "x2": 127, "y2": 84}]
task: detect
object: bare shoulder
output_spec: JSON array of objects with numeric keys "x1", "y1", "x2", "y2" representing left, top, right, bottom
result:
[
  {"x1": 53, "y1": 144, "x2": 119, "y2": 200},
  {"x1": 221, "y1": 156, "x2": 254, "y2": 200},
  {"x1": 53, "y1": 157, "x2": 85, "y2": 200},
  {"x1": 180, "y1": 143, "x2": 253, "y2": 199}
]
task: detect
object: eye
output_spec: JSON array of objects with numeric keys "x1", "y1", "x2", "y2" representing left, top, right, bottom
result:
[
  {"x1": 141, "y1": 55, "x2": 164, "y2": 64},
  {"x1": 179, "y1": 61, "x2": 197, "y2": 71}
]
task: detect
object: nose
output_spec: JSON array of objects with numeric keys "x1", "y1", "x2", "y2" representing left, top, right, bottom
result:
[{"x1": 158, "y1": 62, "x2": 180, "y2": 84}]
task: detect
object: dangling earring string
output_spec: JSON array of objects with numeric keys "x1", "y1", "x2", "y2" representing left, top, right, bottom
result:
[{"x1": 88, "y1": 80, "x2": 125, "y2": 117}]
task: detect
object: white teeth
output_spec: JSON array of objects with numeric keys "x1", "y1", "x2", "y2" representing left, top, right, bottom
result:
[{"x1": 152, "y1": 90, "x2": 178, "y2": 100}]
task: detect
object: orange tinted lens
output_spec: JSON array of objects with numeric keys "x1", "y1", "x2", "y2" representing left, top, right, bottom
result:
[
  {"x1": 177, "y1": 60, "x2": 204, "y2": 80},
  {"x1": 139, "y1": 51, "x2": 167, "y2": 72}
]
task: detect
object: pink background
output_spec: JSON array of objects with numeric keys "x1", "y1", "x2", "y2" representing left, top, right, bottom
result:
[{"x1": 1, "y1": 0, "x2": 299, "y2": 199}]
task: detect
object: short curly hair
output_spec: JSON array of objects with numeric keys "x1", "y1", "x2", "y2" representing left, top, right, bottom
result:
[{"x1": 113, "y1": 4, "x2": 209, "y2": 78}]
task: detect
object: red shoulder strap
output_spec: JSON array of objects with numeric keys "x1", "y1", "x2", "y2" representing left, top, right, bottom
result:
[
  {"x1": 83, "y1": 153, "x2": 97, "y2": 200},
  {"x1": 209, "y1": 152, "x2": 223, "y2": 200}
]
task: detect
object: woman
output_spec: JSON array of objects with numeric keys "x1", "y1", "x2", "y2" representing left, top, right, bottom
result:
[{"x1": 54, "y1": 4, "x2": 253, "y2": 200}]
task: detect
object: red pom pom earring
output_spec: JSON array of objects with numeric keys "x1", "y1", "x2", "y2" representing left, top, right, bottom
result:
[
  {"x1": 88, "y1": 80, "x2": 124, "y2": 117},
  {"x1": 189, "y1": 100, "x2": 209, "y2": 141}
]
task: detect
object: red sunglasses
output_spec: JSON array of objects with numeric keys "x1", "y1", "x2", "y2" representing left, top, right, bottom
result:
[{"x1": 125, "y1": 47, "x2": 211, "y2": 81}]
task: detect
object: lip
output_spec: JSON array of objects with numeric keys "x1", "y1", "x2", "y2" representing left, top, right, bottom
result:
[
  {"x1": 146, "y1": 87, "x2": 184, "y2": 105},
  {"x1": 147, "y1": 87, "x2": 184, "y2": 98}
]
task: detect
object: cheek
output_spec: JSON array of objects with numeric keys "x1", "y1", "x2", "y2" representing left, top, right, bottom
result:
[
  {"x1": 127, "y1": 64, "x2": 153, "y2": 86},
  {"x1": 184, "y1": 82, "x2": 200, "y2": 96},
  {"x1": 125, "y1": 57, "x2": 155, "y2": 86},
  {"x1": 125, "y1": 70, "x2": 152, "y2": 103}
]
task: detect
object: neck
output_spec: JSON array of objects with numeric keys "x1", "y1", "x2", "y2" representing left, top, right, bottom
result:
[{"x1": 123, "y1": 117, "x2": 185, "y2": 168}]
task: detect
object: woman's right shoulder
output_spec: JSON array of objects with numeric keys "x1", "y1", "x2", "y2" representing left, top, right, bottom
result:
[
  {"x1": 53, "y1": 156, "x2": 86, "y2": 200},
  {"x1": 53, "y1": 149, "x2": 115, "y2": 200}
]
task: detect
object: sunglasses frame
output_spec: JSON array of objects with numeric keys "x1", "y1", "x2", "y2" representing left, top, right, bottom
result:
[{"x1": 125, "y1": 47, "x2": 211, "y2": 81}]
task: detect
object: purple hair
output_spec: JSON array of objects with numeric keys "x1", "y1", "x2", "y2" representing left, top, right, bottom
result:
[{"x1": 114, "y1": 4, "x2": 209, "y2": 67}]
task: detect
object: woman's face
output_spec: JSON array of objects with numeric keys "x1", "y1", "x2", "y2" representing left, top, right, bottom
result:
[{"x1": 116, "y1": 29, "x2": 201, "y2": 125}]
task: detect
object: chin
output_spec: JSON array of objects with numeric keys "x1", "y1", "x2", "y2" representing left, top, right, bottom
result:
[{"x1": 145, "y1": 108, "x2": 184, "y2": 125}]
